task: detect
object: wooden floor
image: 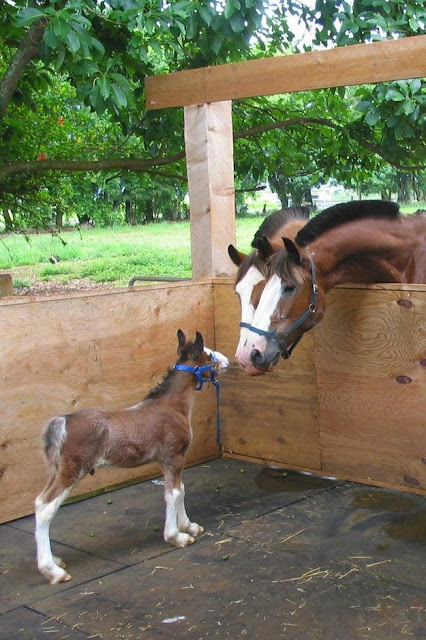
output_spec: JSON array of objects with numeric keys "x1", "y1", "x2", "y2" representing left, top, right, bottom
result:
[{"x1": 1, "y1": 458, "x2": 425, "y2": 639}]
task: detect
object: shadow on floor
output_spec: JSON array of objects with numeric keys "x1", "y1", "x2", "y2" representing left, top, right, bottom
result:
[{"x1": 1, "y1": 458, "x2": 425, "y2": 639}]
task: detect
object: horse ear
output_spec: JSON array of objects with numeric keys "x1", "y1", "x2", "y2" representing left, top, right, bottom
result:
[
  {"x1": 228, "y1": 244, "x2": 246, "y2": 267},
  {"x1": 282, "y1": 237, "x2": 302, "y2": 265},
  {"x1": 193, "y1": 331, "x2": 204, "y2": 356},
  {"x1": 177, "y1": 329, "x2": 186, "y2": 352},
  {"x1": 255, "y1": 235, "x2": 274, "y2": 261}
]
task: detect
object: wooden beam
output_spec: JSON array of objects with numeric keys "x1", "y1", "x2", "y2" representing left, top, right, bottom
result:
[
  {"x1": 146, "y1": 35, "x2": 426, "y2": 110},
  {"x1": 184, "y1": 101, "x2": 236, "y2": 278}
]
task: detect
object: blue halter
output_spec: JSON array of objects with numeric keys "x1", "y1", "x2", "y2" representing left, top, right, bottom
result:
[{"x1": 174, "y1": 352, "x2": 221, "y2": 444}]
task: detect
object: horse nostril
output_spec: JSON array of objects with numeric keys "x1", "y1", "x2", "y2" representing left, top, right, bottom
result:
[{"x1": 250, "y1": 348, "x2": 263, "y2": 365}]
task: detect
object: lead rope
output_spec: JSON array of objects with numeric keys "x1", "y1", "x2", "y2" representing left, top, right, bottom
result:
[{"x1": 174, "y1": 352, "x2": 221, "y2": 446}]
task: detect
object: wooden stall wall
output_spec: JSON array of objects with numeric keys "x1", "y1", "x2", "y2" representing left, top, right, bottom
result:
[
  {"x1": 316, "y1": 283, "x2": 426, "y2": 495},
  {"x1": 213, "y1": 281, "x2": 426, "y2": 496},
  {"x1": 0, "y1": 281, "x2": 219, "y2": 524},
  {"x1": 214, "y1": 280, "x2": 321, "y2": 472}
]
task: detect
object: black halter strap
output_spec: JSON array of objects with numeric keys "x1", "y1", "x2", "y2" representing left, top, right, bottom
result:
[{"x1": 239, "y1": 252, "x2": 318, "y2": 360}]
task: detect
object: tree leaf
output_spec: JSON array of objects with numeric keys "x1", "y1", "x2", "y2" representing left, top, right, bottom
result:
[
  {"x1": 230, "y1": 13, "x2": 245, "y2": 33},
  {"x1": 111, "y1": 84, "x2": 127, "y2": 108},
  {"x1": 98, "y1": 76, "x2": 111, "y2": 100},
  {"x1": 15, "y1": 7, "x2": 44, "y2": 26},
  {"x1": 198, "y1": 5, "x2": 212, "y2": 26},
  {"x1": 66, "y1": 31, "x2": 81, "y2": 53}
]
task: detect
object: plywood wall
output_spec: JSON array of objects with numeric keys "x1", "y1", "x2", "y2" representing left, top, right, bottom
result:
[
  {"x1": 315, "y1": 284, "x2": 426, "y2": 494},
  {"x1": 214, "y1": 281, "x2": 321, "y2": 471},
  {"x1": 1, "y1": 279, "x2": 425, "y2": 524},
  {"x1": 0, "y1": 281, "x2": 218, "y2": 524},
  {"x1": 214, "y1": 281, "x2": 426, "y2": 496}
]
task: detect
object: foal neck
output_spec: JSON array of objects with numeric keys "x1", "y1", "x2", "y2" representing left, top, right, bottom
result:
[{"x1": 145, "y1": 362, "x2": 206, "y2": 405}]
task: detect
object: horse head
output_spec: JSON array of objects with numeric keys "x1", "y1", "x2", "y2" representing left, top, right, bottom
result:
[
  {"x1": 228, "y1": 239, "x2": 275, "y2": 371},
  {"x1": 228, "y1": 208, "x2": 311, "y2": 372},
  {"x1": 237, "y1": 237, "x2": 326, "y2": 374}
]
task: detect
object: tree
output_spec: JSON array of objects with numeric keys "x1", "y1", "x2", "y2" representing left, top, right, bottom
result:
[{"x1": 0, "y1": 1, "x2": 425, "y2": 231}]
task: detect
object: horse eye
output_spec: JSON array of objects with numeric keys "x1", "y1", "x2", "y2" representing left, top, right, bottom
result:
[{"x1": 281, "y1": 284, "x2": 295, "y2": 295}]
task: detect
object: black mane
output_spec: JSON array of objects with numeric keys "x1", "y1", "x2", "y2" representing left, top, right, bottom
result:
[
  {"x1": 295, "y1": 200, "x2": 400, "y2": 248},
  {"x1": 145, "y1": 367, "x2": 176, "y2": 400},
  {"x1": 252, "y1": 206, "x2": 310, "y2": 248},
  {"x1": 144, "y1": 341, "x2": 198, "y2": 400}
]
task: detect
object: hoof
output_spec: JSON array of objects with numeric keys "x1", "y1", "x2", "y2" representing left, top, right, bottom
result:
[
  {"x1": 53, "y1": 556, "x2": 67, "y2": 569},
  {"x1": 180, "y1": 522, "x2": 204, "y2": 537},
  {"x1": 166, "y1": 532, "x2": 195, "y2": 547},
  {"x1": 49, "y1": 570, "x2": 72, "y2": 585}
]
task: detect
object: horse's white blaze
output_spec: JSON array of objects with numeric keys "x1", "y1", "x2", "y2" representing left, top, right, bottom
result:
[
  {"x1": 235, "y1": 265, "x2": 265, "y2": 362},
  {"x1": 238, "y1": 274, "x2": 282, "y2": 367}
]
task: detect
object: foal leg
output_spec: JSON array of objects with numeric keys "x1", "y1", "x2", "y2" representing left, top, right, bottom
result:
[
  {"x1": 176, "y1": 481, "x2": 204, "y2": 538},
  {"x1": 163, "y1": 457, "x2": 201, "y2": 547},
  {"x1": 35, "y1": 475, "x2": 74, "y2": 584}
]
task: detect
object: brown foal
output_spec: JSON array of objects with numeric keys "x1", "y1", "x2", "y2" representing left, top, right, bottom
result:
[{"x1": 35, "y1": 329, "x2": 229, "y2": 584}]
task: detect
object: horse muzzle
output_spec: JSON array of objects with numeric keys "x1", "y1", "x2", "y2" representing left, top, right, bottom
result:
[{"x1": 250, "y1": 337, "x2": 281, "y2": 371}]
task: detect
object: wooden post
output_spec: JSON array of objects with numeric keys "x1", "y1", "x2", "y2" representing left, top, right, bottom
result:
[
  {"x1": 0, "y1": 274, "x2": 13, "y2": 297},
  {"x1": 184, "y1": 101, "x2": 236, "y2": 278}
]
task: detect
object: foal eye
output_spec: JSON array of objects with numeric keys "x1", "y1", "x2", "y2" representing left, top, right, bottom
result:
[{"x1": 281, "y1": 284, "x2": 296, "y2": 295}]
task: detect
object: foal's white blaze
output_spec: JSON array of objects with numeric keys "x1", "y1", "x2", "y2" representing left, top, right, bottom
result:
[
  {"x1": 238, "y1": 273, "x2": 283, "y2": 368},
  {"x1": 235, "y1": 265, "x2": 265, "y2": 363}
]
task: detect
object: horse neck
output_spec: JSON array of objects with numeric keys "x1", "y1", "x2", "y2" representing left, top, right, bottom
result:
[
  {"x1": 309, "y1": 218, "x2": 418, "y2": 289},
  {"x1": 270, "y1": 219, "x2": 306, "y2": 245}
]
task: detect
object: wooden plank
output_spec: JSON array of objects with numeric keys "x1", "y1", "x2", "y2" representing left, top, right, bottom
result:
[
  {"x1": 213, "y1": 282, "x2": 321, "y2": 469},
  {"x1": 0, "y1": 282, "x2": 219, "y2": 523},
  {"x1": 184, "y1": 102, "x2": 236, "y2": 278},
  {"x1": 316, "y1": 286, "x2": 426, "y2": 493},
  {"x1": 0, "y1": 274, "x2": 12, "y2": 297},
  {"x1": 146, "y1": 35, "x2": 426, "y2": 110}
]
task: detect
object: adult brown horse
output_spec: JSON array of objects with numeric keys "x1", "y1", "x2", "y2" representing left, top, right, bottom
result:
[
  {"x1": 236, "y1": 200, "x2": 426, "y2": 374},
  {"x1": 228, "y1": 206, "x2": 310, "y2": 374}
]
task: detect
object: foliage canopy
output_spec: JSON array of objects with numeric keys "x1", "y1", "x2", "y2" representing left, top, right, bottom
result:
[{"x1": 0, "y1": 0, "x2": 425, "y2": 230}]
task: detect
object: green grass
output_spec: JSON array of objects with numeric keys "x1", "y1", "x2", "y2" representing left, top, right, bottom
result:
[
  {"x1": 1, "y1": 203, "x2": 423, "y2": 290},
  {"x1": 0, "y1": 219, "x2": 262, "y2": 289}
]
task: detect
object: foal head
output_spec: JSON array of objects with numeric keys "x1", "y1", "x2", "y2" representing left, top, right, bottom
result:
[{"x1": 177, "y1": 329, "x2": 206, "y2": 365}]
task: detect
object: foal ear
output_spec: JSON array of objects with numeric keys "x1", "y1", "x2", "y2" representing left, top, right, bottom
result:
[
  {"x1": 255, "y1": 235, "x2": 274, "y2": 261},
  {"x1": 177, "y1": 329, "x2": 186, "y2": 352},
  {"x1": 282, "y1": 237, "x2": 302, "y2": 265},
  {"x1": 193, "y1": 331, "x2": 204, "y2": 355},
  {"x1": 228, "y1": 244, "x2": 246, "y2": 267}
]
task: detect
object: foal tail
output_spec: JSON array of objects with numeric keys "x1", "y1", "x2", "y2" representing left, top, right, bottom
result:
[{"x1": 42, "y1": 416, "x2": 67, "y2": 471}]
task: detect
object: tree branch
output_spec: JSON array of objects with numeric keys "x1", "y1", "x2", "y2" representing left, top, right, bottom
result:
[
  {"x1": 0, "y1": 17, "x2": 48, "y2": 117},
  {"x1": 1, "y1": 118, "x2": 425, "y2": 184},
  {"x1": 0, "y1": 152, "x2": 186, "y2": 181}
]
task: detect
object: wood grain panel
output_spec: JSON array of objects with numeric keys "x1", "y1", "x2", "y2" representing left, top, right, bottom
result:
[
  {"x1": 0, "y1": 282, "x2": 219, "y2": 523},
  {"x1": 213, "y1": 282, "x2": 321, "y2": 469},
  {"x1": 316, "y1": 286, "x2": 426, "y2": 493},
  {"x1": 146, "y1": 35, "x2": 426, "y2": 110}
]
